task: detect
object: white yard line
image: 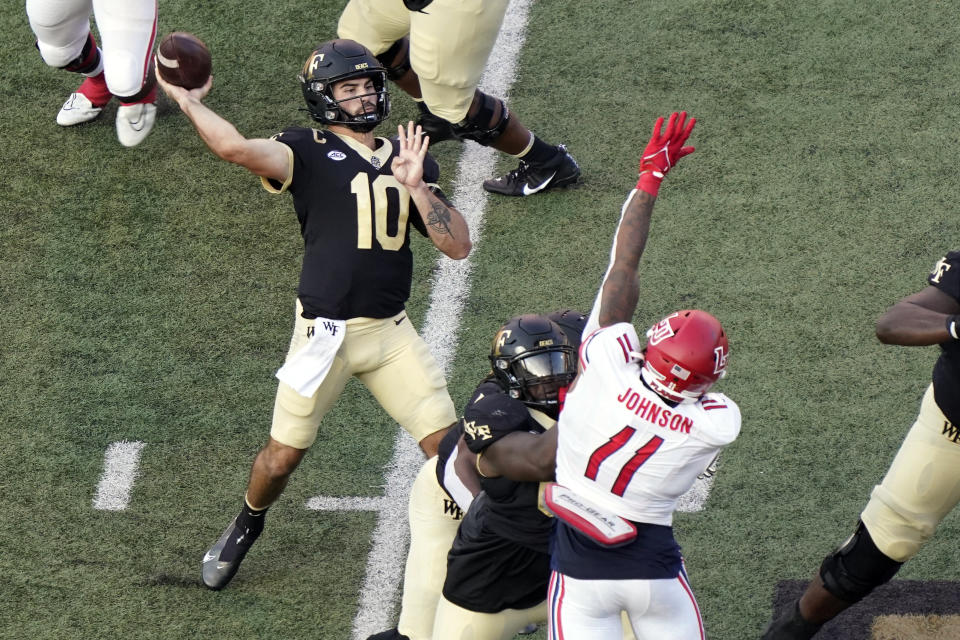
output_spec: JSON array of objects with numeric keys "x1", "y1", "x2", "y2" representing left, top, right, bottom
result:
[
  {"x1": 92, "y1": 440, "x2": 146, "y2": 511},
  {"x1": 304, "y1": 2, "x2": 536, "y2": 637},
  {"x1": 677, "y1": 475, "x2": 715, "y2": 513}
]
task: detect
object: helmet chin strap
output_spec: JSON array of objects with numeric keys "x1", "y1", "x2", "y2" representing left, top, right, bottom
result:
[
  {"x1": 344, "y1": 119, "x2": 378, "y2": 133},
  {"x1": 640, "y1": 366, "x2": 694, "y2": 405}
]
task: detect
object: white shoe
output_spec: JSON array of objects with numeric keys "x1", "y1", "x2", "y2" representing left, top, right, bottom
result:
[
  {"x1": 116, "y1": 103, "x2": 156, "y2": 147},
  {"x1": 56, "y1": 92, "x2": 103, "y2": 126}
]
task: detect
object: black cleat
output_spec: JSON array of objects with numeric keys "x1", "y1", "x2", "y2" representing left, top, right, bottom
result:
[
  {"x1": 201, "y1": 518, "x2": 258, "y2": 590},
  {"x1": 365, "y1": 629, "x2": 410, "y2": 640},
  {"x1": 482, "y1": 145, "x2": 580, "y2": 196},
  {"x1": 760, "y1": 601, "x2": 823, "y2": 640}
]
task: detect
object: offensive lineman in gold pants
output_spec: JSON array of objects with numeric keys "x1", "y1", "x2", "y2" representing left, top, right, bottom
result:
[
  {"x1": 337, "y1": 0, "x2": 581, "y2": 197},
  {"x1": 368, "y1": 311, "x2": 584, "y2": 640},
  {"x1": 763, "y1": 251, "x2": 960, "y2": 639}
]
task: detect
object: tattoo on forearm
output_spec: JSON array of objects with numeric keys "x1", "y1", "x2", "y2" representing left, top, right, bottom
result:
[
  {"x1": 427, "y1": 201, "x2": 454, "y2": 238},
  {"x1": 599, "y1": 268, "x2": 640, "y2": 327},
  {"x1": 599, "y1": 190, "x2": 653, "y2": 326}
]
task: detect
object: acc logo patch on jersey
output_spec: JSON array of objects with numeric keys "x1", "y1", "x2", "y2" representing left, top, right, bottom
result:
[{"x1": 327, "y1": 150, "x2": 347, "y2": 161}]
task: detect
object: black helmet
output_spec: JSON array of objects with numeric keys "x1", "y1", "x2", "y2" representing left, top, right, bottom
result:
[
  {"x1": 298, "y1": 39, "x2": 390, "y2": 132},
  {"x1": 546, "y1": 309, "x2": 589, "y2": 352},
  {"x1": 489, "y1": 314, "x2": 577, "y2": 418}
]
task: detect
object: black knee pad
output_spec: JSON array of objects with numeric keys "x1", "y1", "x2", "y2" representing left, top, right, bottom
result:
[
  {"x1": 60, "y1": 32, "x2": 101, "y2": 74},
  {"x1": 375, "y1": 38, "x2": 411, "y2": 81},
  {"x1": 416, "y1": 102, "x2": 458, "y2": 144},
  {"x1": 819, "y1": 521, "x2": 903, "y2": 603},
  {"x1": 450, "y1": 91, "x2": 510, "y2": 146}
]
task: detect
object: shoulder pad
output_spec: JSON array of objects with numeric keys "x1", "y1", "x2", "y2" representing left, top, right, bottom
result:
[
  {"x1": 462, "y1": 393, "x2": 530, "y2": 453},
  {"x1": 466, "y1": 380, "x2": 504, "y2": 407},
  {"x1": 698, "y1": 393, "x2": 741, "y2": 445},
  {"x1": 928, "y1": 252, "x2": 960, "y2": 300}
]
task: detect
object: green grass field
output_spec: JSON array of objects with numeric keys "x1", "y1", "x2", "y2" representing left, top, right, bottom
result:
[{"x1": 3, "y1": 1, "x2": 959, "y2": 638}]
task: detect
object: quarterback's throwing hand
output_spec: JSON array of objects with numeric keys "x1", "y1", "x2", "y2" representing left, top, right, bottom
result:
[
  {"x1": 154, "y1": 65, "x2": 213, "y2": 108},
  {"x1": 392, "y1": 121, "x2": 429, "y2": 190},
  {"x1": 636, "y1": 111, "x2": 696, "y2": 197}
]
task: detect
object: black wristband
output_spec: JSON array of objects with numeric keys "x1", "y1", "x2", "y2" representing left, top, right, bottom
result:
[{"x1": 946, "y1": 315, "x2": 960, "y2": 340}]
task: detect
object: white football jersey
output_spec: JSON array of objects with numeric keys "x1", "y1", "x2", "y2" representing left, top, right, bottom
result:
[{"x1": 556, "y1": 322, "x2": 741, "y2": 525}]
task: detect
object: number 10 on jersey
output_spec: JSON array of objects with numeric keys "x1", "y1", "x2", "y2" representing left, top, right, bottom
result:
[{"x1": 351, "y1": 173, "x2": 410, "y2": 251}]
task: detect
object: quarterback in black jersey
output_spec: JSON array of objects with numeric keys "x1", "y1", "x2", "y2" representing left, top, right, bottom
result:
[
  {"x1": 763, "y1": 252, "x2": 960, "y2": 640},
  {"x1": 155, "y1": 39, "x2": 471, "y2": 591}
]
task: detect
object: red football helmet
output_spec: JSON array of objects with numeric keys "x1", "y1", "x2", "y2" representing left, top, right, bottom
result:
[{"x1": 640, "y1": 310, "x2": 729, "y2": 404}]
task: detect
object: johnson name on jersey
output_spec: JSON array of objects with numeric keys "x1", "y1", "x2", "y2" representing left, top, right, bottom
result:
[
  {"x1": 556, "y1": 322, "x2": 741, "y2": 525},
  {"x1": 260, "y1": 127, "x2": 442, "y2": 321}
]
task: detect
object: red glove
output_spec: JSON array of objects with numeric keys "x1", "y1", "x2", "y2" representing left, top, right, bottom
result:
[{"x1": 636, "y1": 111, "x2": 696, "y2": 197}]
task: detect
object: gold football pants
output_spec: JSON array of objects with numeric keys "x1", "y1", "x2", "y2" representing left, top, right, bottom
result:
[{"x1": 861, "y1": 384, "x2": 960, "y2": 561}]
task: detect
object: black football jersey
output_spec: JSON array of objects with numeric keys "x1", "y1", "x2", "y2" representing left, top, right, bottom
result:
[
  {"x1": 440, "y1": 379, "x2": 557, "y2": 612},
  {"x1": 434, "y1": 379, "x2": 500, "y2": 505},
  {"x1": 928, "y1": 251, "x2": 960, "y2": 424},
  {"x1": 263, "y1": 128, "x2": 442, "y2": 320},
  {"x1": 442, "y1": 493, "x2": 552, "y2": 613},
  {"x1": 440, "y1": 381, "x2": 556, "y2": 613},
  {"x1": 461, "y1": 388, "x2": 554, "y2": 552}
]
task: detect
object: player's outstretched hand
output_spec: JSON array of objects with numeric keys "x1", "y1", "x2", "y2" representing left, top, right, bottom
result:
[
  {"x1": 391, "y1": 121, "x2": 429, "y2": 190},
  {"x1": 154, "y1": 65, "x2": 213, "y2": 108},
  {"x1": 636, "y1": 111, "x2": 695, "y2": 197}
]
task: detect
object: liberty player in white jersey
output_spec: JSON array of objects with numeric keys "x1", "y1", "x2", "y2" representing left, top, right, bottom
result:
[{"x1": 548, "y1": 113, "x2": 741, "y2": 639}]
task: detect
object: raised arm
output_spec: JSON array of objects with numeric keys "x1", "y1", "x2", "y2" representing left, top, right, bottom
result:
[
  {"x1": 876, "y1": 286, "x2": 960, "y2": 346},
  {"x1": 155, "y1": 69, "x2": 291, "y2": 183},
  {"x1": 391, "y1": 122, "x2": 471, "y2": 260},
  {"x1": 585, "y1": 112, "x2": 696, "y2": 333}
]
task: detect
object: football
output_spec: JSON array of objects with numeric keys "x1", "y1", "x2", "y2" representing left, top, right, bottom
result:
[{"x1": 155, "y1": 32, "x2": 211, "y2": 90}]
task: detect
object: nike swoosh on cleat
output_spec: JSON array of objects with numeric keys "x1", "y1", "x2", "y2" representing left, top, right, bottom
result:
[
  {"x1": 203, "y1": 551, "x2": 217, "y2": 563},
  {"x1": 394, "y1": 315, "x2": 406, "y2": 326},
  {"x1": 522, "y1": 171, "x2": 557, "y2": 196}
]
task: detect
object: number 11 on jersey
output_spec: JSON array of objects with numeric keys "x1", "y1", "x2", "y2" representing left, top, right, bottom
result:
[{"x1": 585, "y1": 425, "x2": 664, "y2": 497}]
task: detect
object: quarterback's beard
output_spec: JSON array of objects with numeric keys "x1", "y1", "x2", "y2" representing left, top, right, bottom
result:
[
  {"x1": 345, "y1": 102, "x2": 380, "y2": 133},
  {"x1": 345, "y1": 118, "x2": 378, "y2": 133}
]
